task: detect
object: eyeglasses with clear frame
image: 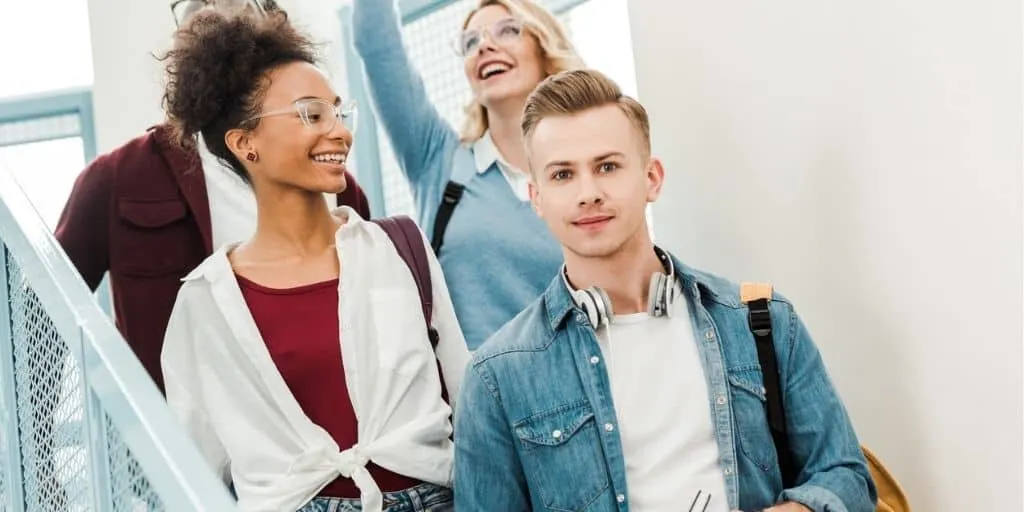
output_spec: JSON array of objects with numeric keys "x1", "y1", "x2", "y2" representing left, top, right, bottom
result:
[
  {"x1": 246, "y1": 98, "x2": 358, "y2": 136},
  {"x1": 170, "y1": 0, "x2": 271, "y2": 28},
  {"x1": 452, "y1": 17, "x2": 526, "y2": 57}
]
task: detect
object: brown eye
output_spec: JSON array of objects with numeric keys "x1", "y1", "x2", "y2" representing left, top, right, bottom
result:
[{"x1": 552, "y1": 169, "x2": 572, "y2": 181}]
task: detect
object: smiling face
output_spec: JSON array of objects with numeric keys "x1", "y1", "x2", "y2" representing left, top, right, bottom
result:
[
  {"x1": 528, "y1": 104, "x2": 664, "y2": 260},
  {"x1": 226, "y1": 61, "x2": 353, "y2": 196},
  {"x1": 461, "y1": 4, "x2": 547, "y2": 109}
]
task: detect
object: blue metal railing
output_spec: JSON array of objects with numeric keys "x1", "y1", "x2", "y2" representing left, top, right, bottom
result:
[
  {"x1": 0, "y1": 87, "x2": 112, "y2": 316},
  {"x1": 0, "y1": 162, "x2": 236, "y2": 511}
]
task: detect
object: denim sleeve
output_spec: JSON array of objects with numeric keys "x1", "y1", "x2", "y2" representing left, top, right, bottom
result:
[
  {"x1": 454, "y1": 362, "x2": 530, "y2": 510},
  {"x1": 775, "y1": 302, "x2": 877, "y2": 512},
  {"x1": 351, "y1": 0, "x2": 459, "y2": 198}
]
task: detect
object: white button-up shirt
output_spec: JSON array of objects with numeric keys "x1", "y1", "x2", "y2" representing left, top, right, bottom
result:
[{"x1": 161, "y1": 207, "x2": 470, "y2": 512}]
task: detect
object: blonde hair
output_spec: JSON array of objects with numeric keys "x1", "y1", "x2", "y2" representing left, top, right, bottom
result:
[
  {"x1": 459, "y1": 0, "x2": 585, "y2": 143},
  {"x1": 522, "y1": 69, "x2": 651, "y2": 157}
]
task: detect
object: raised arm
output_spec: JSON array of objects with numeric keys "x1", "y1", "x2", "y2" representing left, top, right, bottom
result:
[
  {"x1": 775, "y1": 300, "x2": 877, "y2": 512},
  {"x1": 351, "y1": 0, "x2": 459, "y2": 193}
]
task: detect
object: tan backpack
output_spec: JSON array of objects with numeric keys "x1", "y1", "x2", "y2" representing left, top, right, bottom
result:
[{"x1": 740, "y1": 283, "x2": 910, "y2": 512}]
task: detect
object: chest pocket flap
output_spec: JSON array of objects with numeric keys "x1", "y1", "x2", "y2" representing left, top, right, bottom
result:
[
  {"x1": 115, "y1": 199, "x2": 193, "y2": 276},
  {"x1": 119, "y1": 199, "x2": 187, "y2": 228},
  {"x1": 515, "y1": 403, "x2": 595, "y2": 447},
  {"x1": 512, "y1": 402, "x2": 610, "y2": 511}
]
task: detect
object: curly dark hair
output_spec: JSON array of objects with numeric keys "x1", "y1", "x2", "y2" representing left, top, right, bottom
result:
[{"x1": 161, "y1": 9, "x2": 317, "y2": 182}]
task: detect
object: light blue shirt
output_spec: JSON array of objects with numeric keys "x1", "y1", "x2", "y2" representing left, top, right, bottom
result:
[{"x1": 353, "y1": 0, "x2": 564, "y2": 350}]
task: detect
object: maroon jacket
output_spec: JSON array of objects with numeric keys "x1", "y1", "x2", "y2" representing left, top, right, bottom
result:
[{"x1": 55, "y1": 124, "x2": 371, "y2": 393}]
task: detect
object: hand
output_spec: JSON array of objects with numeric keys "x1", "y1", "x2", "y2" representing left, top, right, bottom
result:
[{"x1": 764, "y1": 502, "x2": 812, "y2": 512}]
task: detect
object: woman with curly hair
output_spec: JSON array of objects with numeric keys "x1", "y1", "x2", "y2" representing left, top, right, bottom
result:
[
  {"x1": 353, "y1": 0, "x2": 586, "y2": 351},
  {"x1": 159, "y1": 9, "x2": 467, "y2": 512}
]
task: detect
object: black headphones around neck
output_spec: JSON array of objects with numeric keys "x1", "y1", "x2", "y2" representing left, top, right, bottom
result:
[{"x1": 562, "y1": 247, "x2": 678, "y2": 330}]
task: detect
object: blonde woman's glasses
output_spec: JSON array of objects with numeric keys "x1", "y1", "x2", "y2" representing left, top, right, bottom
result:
[{"x1": 453, "y1": 18, "x2": 525, "y2": 57}]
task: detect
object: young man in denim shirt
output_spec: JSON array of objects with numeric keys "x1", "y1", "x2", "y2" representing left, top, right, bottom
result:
[{"x1": 453, "y1": 69, "x2": 877, "y2": 512}]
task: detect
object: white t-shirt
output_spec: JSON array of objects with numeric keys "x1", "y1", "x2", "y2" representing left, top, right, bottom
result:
[{"x1": 596, "y1": 289, "x2": 729, "y2": 512}]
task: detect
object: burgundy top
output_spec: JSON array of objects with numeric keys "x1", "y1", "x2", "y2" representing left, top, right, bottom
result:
[{"x1": 236, "y1": 274, "x2": 423, "y2": 499}]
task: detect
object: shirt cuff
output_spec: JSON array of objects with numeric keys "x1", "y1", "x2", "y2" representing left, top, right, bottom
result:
[{"x1": 780, "y1": 484, "x2": 848, "y2": 512}]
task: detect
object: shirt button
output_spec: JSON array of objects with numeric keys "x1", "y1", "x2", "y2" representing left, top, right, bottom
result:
[
  {"x1": 590, "y1": 356, "x2": 600, "y2": 365},
  {"x1": 616, "y1": 494, "x2": 625, "y2": 503},
  {"x1": 716, "y1": 395, "x2": 727, "y2": 405},
  {"x1": 705, "y1": 330, "x2": 715, "y2": 341},
  {"x1": 552, "y1": 429, "x2": 562, "y2": 439},
  {"x1": 604, "y1": 423, "x2": 615, "y2": 432},
  {"x1": 724, "y1": 466, "x2": 733, "y2": 475}
]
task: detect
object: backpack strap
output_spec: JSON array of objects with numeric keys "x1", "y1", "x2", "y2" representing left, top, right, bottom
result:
[
  {"x1": 373, "y1": 216, "x2": 437, "y2": 345},
  {"x1": 372, "y1": 216, "x2": 449, "y2": 402},
  {"x1": 741, "y1": 282, "x2": 798, "y2": 488},
  {"x1": 430, "y1": 148, "x2": 476, "y2": 255}
]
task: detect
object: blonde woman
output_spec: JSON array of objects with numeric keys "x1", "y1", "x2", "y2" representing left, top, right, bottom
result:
[{"x1": 353, "y1": 0, "x2": 584, "y2": 350}]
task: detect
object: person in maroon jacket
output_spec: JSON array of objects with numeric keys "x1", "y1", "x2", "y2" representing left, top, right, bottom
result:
[{"x1": 54, "y1": 0, "x2": 372, "y2": 394}]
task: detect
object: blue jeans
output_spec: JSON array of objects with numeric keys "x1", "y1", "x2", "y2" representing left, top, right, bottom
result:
[{"x1": 297, "y1": 482, "x2": 453, "y2": 512}]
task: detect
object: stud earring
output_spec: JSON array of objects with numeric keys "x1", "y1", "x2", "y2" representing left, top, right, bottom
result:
[{"x1": 246, "y1": 152, "x2": 258, "y2": 162}]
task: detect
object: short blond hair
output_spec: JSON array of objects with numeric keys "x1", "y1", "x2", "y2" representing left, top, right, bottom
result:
[
  {"x1": 459, "y1": 0, "x2": 585, "y2": 143},
  {"x1": 522, "y1": 69, "x2": 651, "y2": 157}
]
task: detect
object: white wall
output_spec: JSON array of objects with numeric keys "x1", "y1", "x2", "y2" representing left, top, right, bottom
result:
[
  {"x1": 86, "y1": 0, "x2": 350, "y2": 154},
  {"x1": 86, "y1": 0, "x2": 171, "y2": 153},
  {"x1": 629, "y1": 0, "x2": 1022, "y2": 510}
]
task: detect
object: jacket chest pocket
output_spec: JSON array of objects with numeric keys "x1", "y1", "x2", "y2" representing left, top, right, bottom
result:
[
  {"x1": 115, "y1": 199, "x2": 199, "y2": 276},
  {"x1": 514, "y1": 402, "x2": 611, "y2": 511},
  {"x1": 727, "y1": 367, "x2": 780, "y2": 472}
]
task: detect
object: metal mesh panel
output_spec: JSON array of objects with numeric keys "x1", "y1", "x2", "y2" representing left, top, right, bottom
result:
[
  {"x1": 105, "y1": 415, "x2": 164, "y2": 512},
  {"x1": 0, "y1": 115, "x2": 81, "y2": 148},
  {"x1": 7, "y1": 251, "x2": 91, "y2": 510},
  {"x1": 4, "y1": 248, "x2": 165, "y2": 511},
  {"x1": 378, "y1": 1, "x2": 572, "y2": 216},
  {"x1": 1, "y1": 437, "x2": 8, "y2": 511}
]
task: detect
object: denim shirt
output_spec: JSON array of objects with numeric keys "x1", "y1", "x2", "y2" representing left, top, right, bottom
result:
[{"x1": 454, "y1": 256, "x2": 877, "y2": 512}]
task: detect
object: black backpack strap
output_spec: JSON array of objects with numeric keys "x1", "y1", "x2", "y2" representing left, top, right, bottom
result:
[
  {"x1": 430, "y1": 181, "x2": 464, "y2": 254},
  {"x1": 430, "y1": 148, "x2": 477, "y2": 255},
  {"x1": 743, "y1": 283, "x2": 798, "y2": 488}
]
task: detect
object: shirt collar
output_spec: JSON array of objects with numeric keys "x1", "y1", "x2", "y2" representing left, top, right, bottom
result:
[
  {"x1": 184, "y1": 206, "x2": 366, "y2": 284},
  {"x1": 541, "y1": 248, "x2": 743, "y2": 332},
  {"x1": 472, "y1": 131, "x2": 507, "y2": 175}
]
